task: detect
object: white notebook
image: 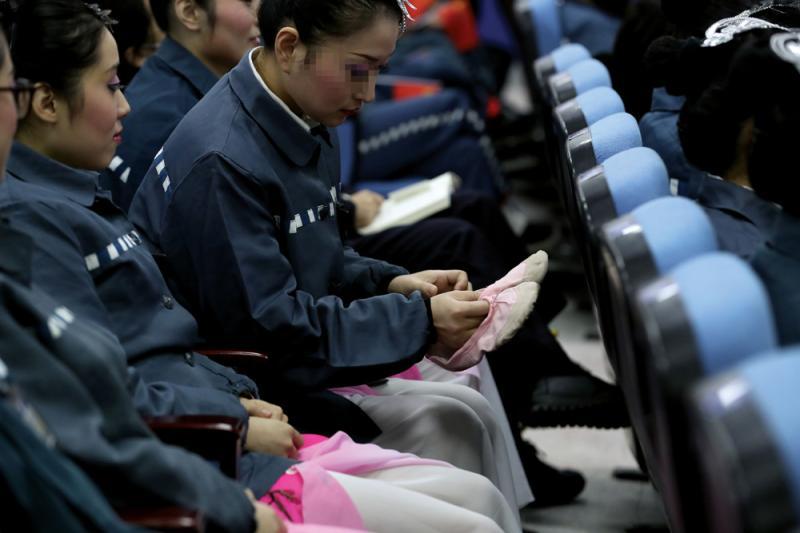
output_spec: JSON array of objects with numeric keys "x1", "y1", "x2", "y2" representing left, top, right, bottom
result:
[{"x1": 358, "y1": 173, "x2": 457, "y2": 235}]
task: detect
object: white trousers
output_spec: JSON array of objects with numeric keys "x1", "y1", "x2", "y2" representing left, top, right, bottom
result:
[
  {"x1": 333, "y1": 463, "x2": 519, "y2": 532},
  {"x1": 343, "y1": 376, "x2": 525, "y2": 526},
  {"x1": 417, "y1": 359, "x2": 535, "y2": 508}
]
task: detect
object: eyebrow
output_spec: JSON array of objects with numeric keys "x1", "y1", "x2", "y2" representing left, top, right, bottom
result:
[{"x1": 104, "y1": 62, "x2": 120, "y2": 73}]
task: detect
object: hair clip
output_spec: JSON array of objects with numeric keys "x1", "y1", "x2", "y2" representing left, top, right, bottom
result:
[
  {"x1": 701, "y1": 0, "x2": 800, "y2": 47},
  {"x1": 83, "y1": 2, "x2": 116, "y2": 25},
  {"x1": 770, "y1": 31, "x2": 800, "y2": 73},
  {"x1": 397, "y1": 0, "x2": 416, "y2": 32},
  {"x1": 702, "y1": 16, "x2": 788, "y2": 47}
]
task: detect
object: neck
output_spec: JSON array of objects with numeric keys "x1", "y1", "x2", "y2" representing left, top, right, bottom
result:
[
  {"x1": 170, "y1": 31, "x2": 224, "y2": 78},
  {"x1": 15, "y1": 124, "x2": 51, "y2": 161},
  {"x1": 253, "y1": 48, "x2": 304, "y2": 117}
]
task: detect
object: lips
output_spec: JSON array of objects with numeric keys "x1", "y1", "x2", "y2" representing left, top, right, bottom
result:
[
  {"x1": 113, "y1": 129, "x2": 123, "y2": 144},
  {"x1": 341, "y1": 108, "x2": 361, "y2": 117}
]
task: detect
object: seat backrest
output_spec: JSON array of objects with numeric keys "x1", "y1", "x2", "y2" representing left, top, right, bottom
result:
[
  {"x1": 635, "y1": 253, "x2": 778, "y2": 531},
  {"x1": 692, "y1": 349, "x2": 800, "y2": 533},
  {"x1": 577, "y1": 147, "x2": 669, "y2": 251},
  {"x1": 554, "y1": 86, "x2": 625, "y2": 137},
  {"x1": 534, "y1": 43, "x2": 591, "y2": 92},
  {"x1": 641, "y1": 252, "x2": 778, "y2": 380},
  {"x1": 548, "y1": 58, "x2": 611, "y2": 105},
  {"x1": 566, "y1": 112, "x2": 641, "y2": 176}
]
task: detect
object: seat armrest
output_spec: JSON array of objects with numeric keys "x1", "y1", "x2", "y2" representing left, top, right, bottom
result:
[
  {"x1": 118, "y1": 506, "x2": 204, "y2": 532},
  {"x1": 145, "y1": 415, "x2": 244, "y2": 479}
]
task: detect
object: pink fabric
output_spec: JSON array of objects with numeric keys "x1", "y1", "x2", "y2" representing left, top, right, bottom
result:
[
  {"x1": 266, "y1": 431, "x2": 450, "y2": 530},
  {"x1": 427, "y1": 252, "x2": 547, "y2": 371},
  {"x1": 286, "y1": 525, "x2": 367, "y2": 533},
  {"x1": 290, "y1": 462, "x2": 365, "y2": 529},
  {"x1": 328, "y1": 365, "x2": 425, "y2": 397},
  {"x1": 391, "y1": 365, "x2": 424, "y2": 381},
  {"x1": 263, "y1": 470, "x2": 305, "y2": 523},
  {"x1": 301, "y1": 434, "x2": 329, "y2": 448},
  {"x1": 297, "y1": 431, "x2": 450, "y2": 475}
]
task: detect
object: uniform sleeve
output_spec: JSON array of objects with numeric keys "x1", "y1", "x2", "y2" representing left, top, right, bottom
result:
[
  {"x1": 339, "y1": 245, "x2": 408, "y2": 299},
  {"x1": 156, "y1": 154, "x2": 430, "y2": 389},
  {"x1": 0, "y1": 202, "x2": 249, "y2": 423},
  {"x1": 0, "y1": 301, "x2": 257, "y2": 533}
]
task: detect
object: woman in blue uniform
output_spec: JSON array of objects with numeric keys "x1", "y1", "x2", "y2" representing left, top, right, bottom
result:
[
  {"x1": 0, "y1": 1, "x2": 519, "y2": 529},
  {"x1": 674, "y1": 28, "x2": 800, "y2": 346},
  {"x1": 126, "y1": 0, "x2": 545, "y2": 515}
]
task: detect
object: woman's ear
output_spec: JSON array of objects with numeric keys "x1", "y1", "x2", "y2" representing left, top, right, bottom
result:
[
  {"x1": 29, "y1": 84, "x2": 59, "y2": 125},
  {"x1": 274, "y1": 26, "x2": 304, "y2": 73},
  {"x1": 174, "y1": 0, "x2": 205, "y2": 32}
]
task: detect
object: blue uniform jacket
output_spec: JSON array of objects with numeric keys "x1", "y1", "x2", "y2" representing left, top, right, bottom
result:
[
  {"x1": 0, "y1": 221, "x2": 262, "y2": 532},
  {"x1": 639, "y1": 89, "x2": 707, "y2": 199},
  {"x1": 698, "y1": 177, "x2": 779, "y2": 260},
  {"x1": 0, "y1": 142, "x2": 293, "y2": 495},
  {"x1": 750, "y1": 210, "x2": 800, "y2": 346},
  {"x1": 100, "y1": 37, "x2": 219, "y2": 212},
  {"x1": 129, "y1": 52, "x2": 431, "y2": 392}
]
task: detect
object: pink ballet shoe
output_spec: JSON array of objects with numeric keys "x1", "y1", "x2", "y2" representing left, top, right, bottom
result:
[
  {"x1": 426, "y1": 251, "x2": 548, "y2": 371},
  {"x1": 478, "y1": 250, "x2": 548, "y2": 297},
  {"x1": 428, "y1": 281, "x2": 540, "y2": 371}
]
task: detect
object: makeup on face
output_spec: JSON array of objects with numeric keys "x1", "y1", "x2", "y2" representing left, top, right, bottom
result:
[{"x1": 286, "y1": 15, "x2": 399, "y2": 127}]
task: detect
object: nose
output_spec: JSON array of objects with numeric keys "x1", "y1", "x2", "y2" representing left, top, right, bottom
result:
[
  {"x1": 354, "y1": 75, "x2": 377, "y2": 104},
  {"x1": 116, "y1": 89, "x2": 131, "y2": 119}
]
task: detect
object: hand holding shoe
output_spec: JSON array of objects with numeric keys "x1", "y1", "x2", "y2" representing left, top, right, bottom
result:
[{"x1": 429, "y1": 290, "x2": 489, "y2": 357}]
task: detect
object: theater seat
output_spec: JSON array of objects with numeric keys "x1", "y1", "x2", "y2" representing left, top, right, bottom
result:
[
  {"x1": 566, "y1": 112, "x2": 641, "y2": 177},
  {"x1": 554, "y1": 86, "x2": 625, "y2": 138},
  {"x1": 635, "y1": 252, "x2": 777, "y2": 532},
  {"x1": 597, "y1": 197, "x2": 717, "y2": 475},
  {"x1": 577, "y1": 147, "x2": 669, "y2": 239},
  {"x1": 548, "y1": 59, "x2": 612, "y2": 106},
  {"x1": 691, "y1": 348, "x2": 800, "y2": 532},
  {"x1": 534, "y1": 43, "x2": 591, "y2": 97},
  {"x1": 561, "y1": 112, "x2": 641, "y2": 228}
]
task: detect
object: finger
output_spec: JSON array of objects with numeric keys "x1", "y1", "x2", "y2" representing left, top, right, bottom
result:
[
  {"x1": 453, "y1": 270, "x2": 469, "y2": 291},
  {"x1": 291, "y1": 429, "x2": 305, "y2": 450},
  {"x1": 461, "y1": 299, "x2": 490, "y2": 318},
  {"x1": 451, "y1": 290, "x2": 479, "y2": 301},
  {"x1": 421, "y1": 282, "x2": 438, "y2": 298}
]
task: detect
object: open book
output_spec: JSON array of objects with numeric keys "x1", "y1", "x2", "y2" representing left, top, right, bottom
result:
[{"x1": 358, "y1": 172, "x2": 458, "y2": 235}]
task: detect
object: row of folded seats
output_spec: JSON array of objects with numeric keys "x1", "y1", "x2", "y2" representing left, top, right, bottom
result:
[{"x1": 519, "y1": 6, "x2": 800, "y2": 532}]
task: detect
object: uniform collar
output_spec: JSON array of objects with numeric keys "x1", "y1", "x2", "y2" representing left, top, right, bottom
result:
[
  {"x1": 229, "y1": 50, "x2": 329, "y2": 167},
  {"x1": 770, "y1": 210, "x2": 800, "y2": 258},
  {"x1": 155, "y1": 37, "x2": 219, "y2": 96},
  {"x1": 650, "y1": 88, "x2": 686, "y2": 113},
  {"x1": 698, "y1": 175, "x2": 780, "y2": 233},
  {"x1": 7, "y1": 141, "x2": 99, "y2": 207},
  {"x1": 0, "y1": 214, "x2": 33, "y2": 286}
]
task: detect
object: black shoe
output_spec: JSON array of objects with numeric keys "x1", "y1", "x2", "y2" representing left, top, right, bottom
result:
[
  {"x1": 525, "y1": 373, "x2": 630, "y2": 429},
  {"x1": 518, "y1": 441, "x2": 586, "y2": 508}
]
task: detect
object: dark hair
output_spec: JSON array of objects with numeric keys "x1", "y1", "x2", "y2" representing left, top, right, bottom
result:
[
  {"x1": 11, "y1": 0, "x2": 114, "y2": 104},
  {"x1": 258, "y1": 0, "x2": 404, "y2": 49},
  {"x1": 149, "y1": 0, "x2": 213, "y2": 34},
  {"x1": 661, "y1": 0, "x2": 759, "y2": 37},
  {"x1": 94, "y1": 0, "x2": 150, "y2": 83},
  {"x1": 674, "y1": 28, "x2": 800, "y2": 214},
  {"x1": 733, "y1": 34, "x2": 800, "y2": 215}
]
